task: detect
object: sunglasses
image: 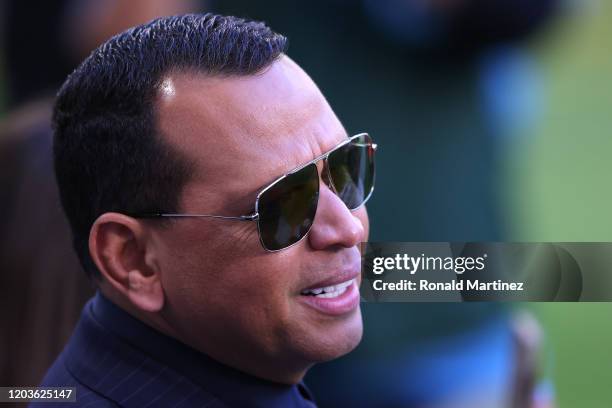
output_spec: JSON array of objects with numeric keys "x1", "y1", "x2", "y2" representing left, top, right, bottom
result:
[{"x1": 133, "y1": 133, "x2": 376, "y2": 251}]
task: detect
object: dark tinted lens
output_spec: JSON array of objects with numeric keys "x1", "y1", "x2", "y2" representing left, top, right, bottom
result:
[
  {"x1": 257, "y1": 163, "x2": 319, "y2": 251},
  {"x1": 327, "y1": 134, "x2": 375, "y2": 209}
]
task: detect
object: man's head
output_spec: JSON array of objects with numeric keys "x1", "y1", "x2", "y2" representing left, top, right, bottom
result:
[{"x1": 54, "y1": 13, "x2": 369, "y2": 383}]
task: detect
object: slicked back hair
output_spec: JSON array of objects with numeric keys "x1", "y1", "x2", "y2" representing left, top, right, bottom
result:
[{"x1": 53, "y1": 14, "x2": 288, "y2": 280}]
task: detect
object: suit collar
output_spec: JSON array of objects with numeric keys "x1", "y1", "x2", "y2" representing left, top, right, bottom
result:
[{"x1": 64, "y1": 292, "x2": 315, "y2": 407}]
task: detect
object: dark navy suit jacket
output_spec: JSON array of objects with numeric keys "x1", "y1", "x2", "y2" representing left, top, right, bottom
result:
[{"x1": 33, "y1": 292, "x2": 317, "y2": 408}]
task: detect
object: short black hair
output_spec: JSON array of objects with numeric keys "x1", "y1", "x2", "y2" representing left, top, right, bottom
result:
[{"x1": 53, "y1": 13, "x2": 288, "y2": 280}]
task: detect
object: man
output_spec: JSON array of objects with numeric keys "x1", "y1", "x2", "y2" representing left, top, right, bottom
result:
[{"x1": 35, "y1": 13, "x2": 374, "y2": 408}]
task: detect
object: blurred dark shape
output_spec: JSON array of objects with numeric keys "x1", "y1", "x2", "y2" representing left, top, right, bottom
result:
[
  {"x1": 451, "y1": 0, "x2": 558, "y2": 49},
  {"x1": 0, "y1": 0, "x2": 204, "y2": 393},
  {"x1": 4, "y1": 0, "x2": 74, "y2": 108},
  {"x1": 0, "y1": 101, "x2": 95, "y2": 388},
  {"x1": 3, "y1": 0, "x2": 202, "y2": 109},
  {"x1": 363, "y1": 0, "x2": 559, "y2": 57},
  {"x1": 61, "y1": 0, "x2": 201, "y2": 67}
]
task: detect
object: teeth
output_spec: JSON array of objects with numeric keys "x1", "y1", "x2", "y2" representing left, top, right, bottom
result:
[{"x1": 301, "y1": 279, "x2": 354, "y2": 298}]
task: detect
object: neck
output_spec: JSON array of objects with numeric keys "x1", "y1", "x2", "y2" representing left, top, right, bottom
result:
[{"x1": 99, "y1": 287, "x2": 310, "y2": 385}]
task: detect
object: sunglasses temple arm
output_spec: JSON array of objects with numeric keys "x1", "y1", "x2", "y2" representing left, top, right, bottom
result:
[{"x1": 134, "y1": 213, "x2": 259, "y2": 221}]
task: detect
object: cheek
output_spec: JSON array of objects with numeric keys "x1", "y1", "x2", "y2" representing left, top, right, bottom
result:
[
  {"x1": 157, "y1": 218, "x2": 258, "y2": 277},
  {"x1": 158, "y1": 224, "x2": 297, "y2": 326},
  {"x1": 167, "y1": 250, "x2": 302, "y2": 357}
]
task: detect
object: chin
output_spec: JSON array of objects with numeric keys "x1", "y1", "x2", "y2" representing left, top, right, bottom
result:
[{"x1": 299, "y1": 307, "x2": 364, "y2": 363}]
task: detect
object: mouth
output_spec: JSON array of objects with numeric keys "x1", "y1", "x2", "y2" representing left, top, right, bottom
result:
[
  {"x1": 300, "y1": 278, "x2": 355, "y2": 298},
  {"x1": 298, "y1": 274, "x2": 361, "y2": 316}
]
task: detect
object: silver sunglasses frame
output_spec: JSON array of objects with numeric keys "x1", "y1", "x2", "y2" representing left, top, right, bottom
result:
[{"x1": 135, "y1": 133, "x2": 376, "y2": 252}]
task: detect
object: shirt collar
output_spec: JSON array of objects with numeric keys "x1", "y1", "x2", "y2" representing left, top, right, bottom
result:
[{"x1": 91, "y1": 291, "x2": 316, "y2": 408}]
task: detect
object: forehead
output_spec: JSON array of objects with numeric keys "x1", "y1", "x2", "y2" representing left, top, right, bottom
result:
[{"x1": 156, "y1": 56, "x2": 347, "y2": 208}]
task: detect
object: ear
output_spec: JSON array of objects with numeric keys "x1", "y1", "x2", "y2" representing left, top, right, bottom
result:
[{"x1": 89, "y1": 212, "x2": 164, "y2": 313}]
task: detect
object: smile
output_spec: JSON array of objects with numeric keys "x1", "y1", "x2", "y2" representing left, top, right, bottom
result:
[
  {"x1": 298, "y1": 278, "x2": 360, "y2": 316},
  {"x1": 300, "y1": 278, "x2": 355, "y2": 298}
]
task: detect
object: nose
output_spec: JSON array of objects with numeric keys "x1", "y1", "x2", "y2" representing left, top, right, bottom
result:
[{"x1": 308, "y1": 183, "x2": 366, "y2": 250}]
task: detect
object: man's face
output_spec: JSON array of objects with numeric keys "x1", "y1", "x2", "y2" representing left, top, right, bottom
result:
[{"x1": 152, "y1": 56, "x2": 369, "y2": 381}]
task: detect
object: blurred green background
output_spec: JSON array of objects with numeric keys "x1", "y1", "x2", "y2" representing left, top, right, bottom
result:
[
  {"x1": 506, "y1": 3, "x2": 612, "y2": 406},
  {"x1": 532, "y1": 304, "x2": 612, "y2": 407}
]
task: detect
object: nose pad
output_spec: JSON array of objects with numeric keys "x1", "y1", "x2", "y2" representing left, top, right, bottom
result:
[{"x1": 320, "y1": 158, "x2": 337, "y2": 194}]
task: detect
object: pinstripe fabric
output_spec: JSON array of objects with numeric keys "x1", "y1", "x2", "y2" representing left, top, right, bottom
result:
[{"x1": 32, "y1": 293, "x2": 317, "y2": 408}]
